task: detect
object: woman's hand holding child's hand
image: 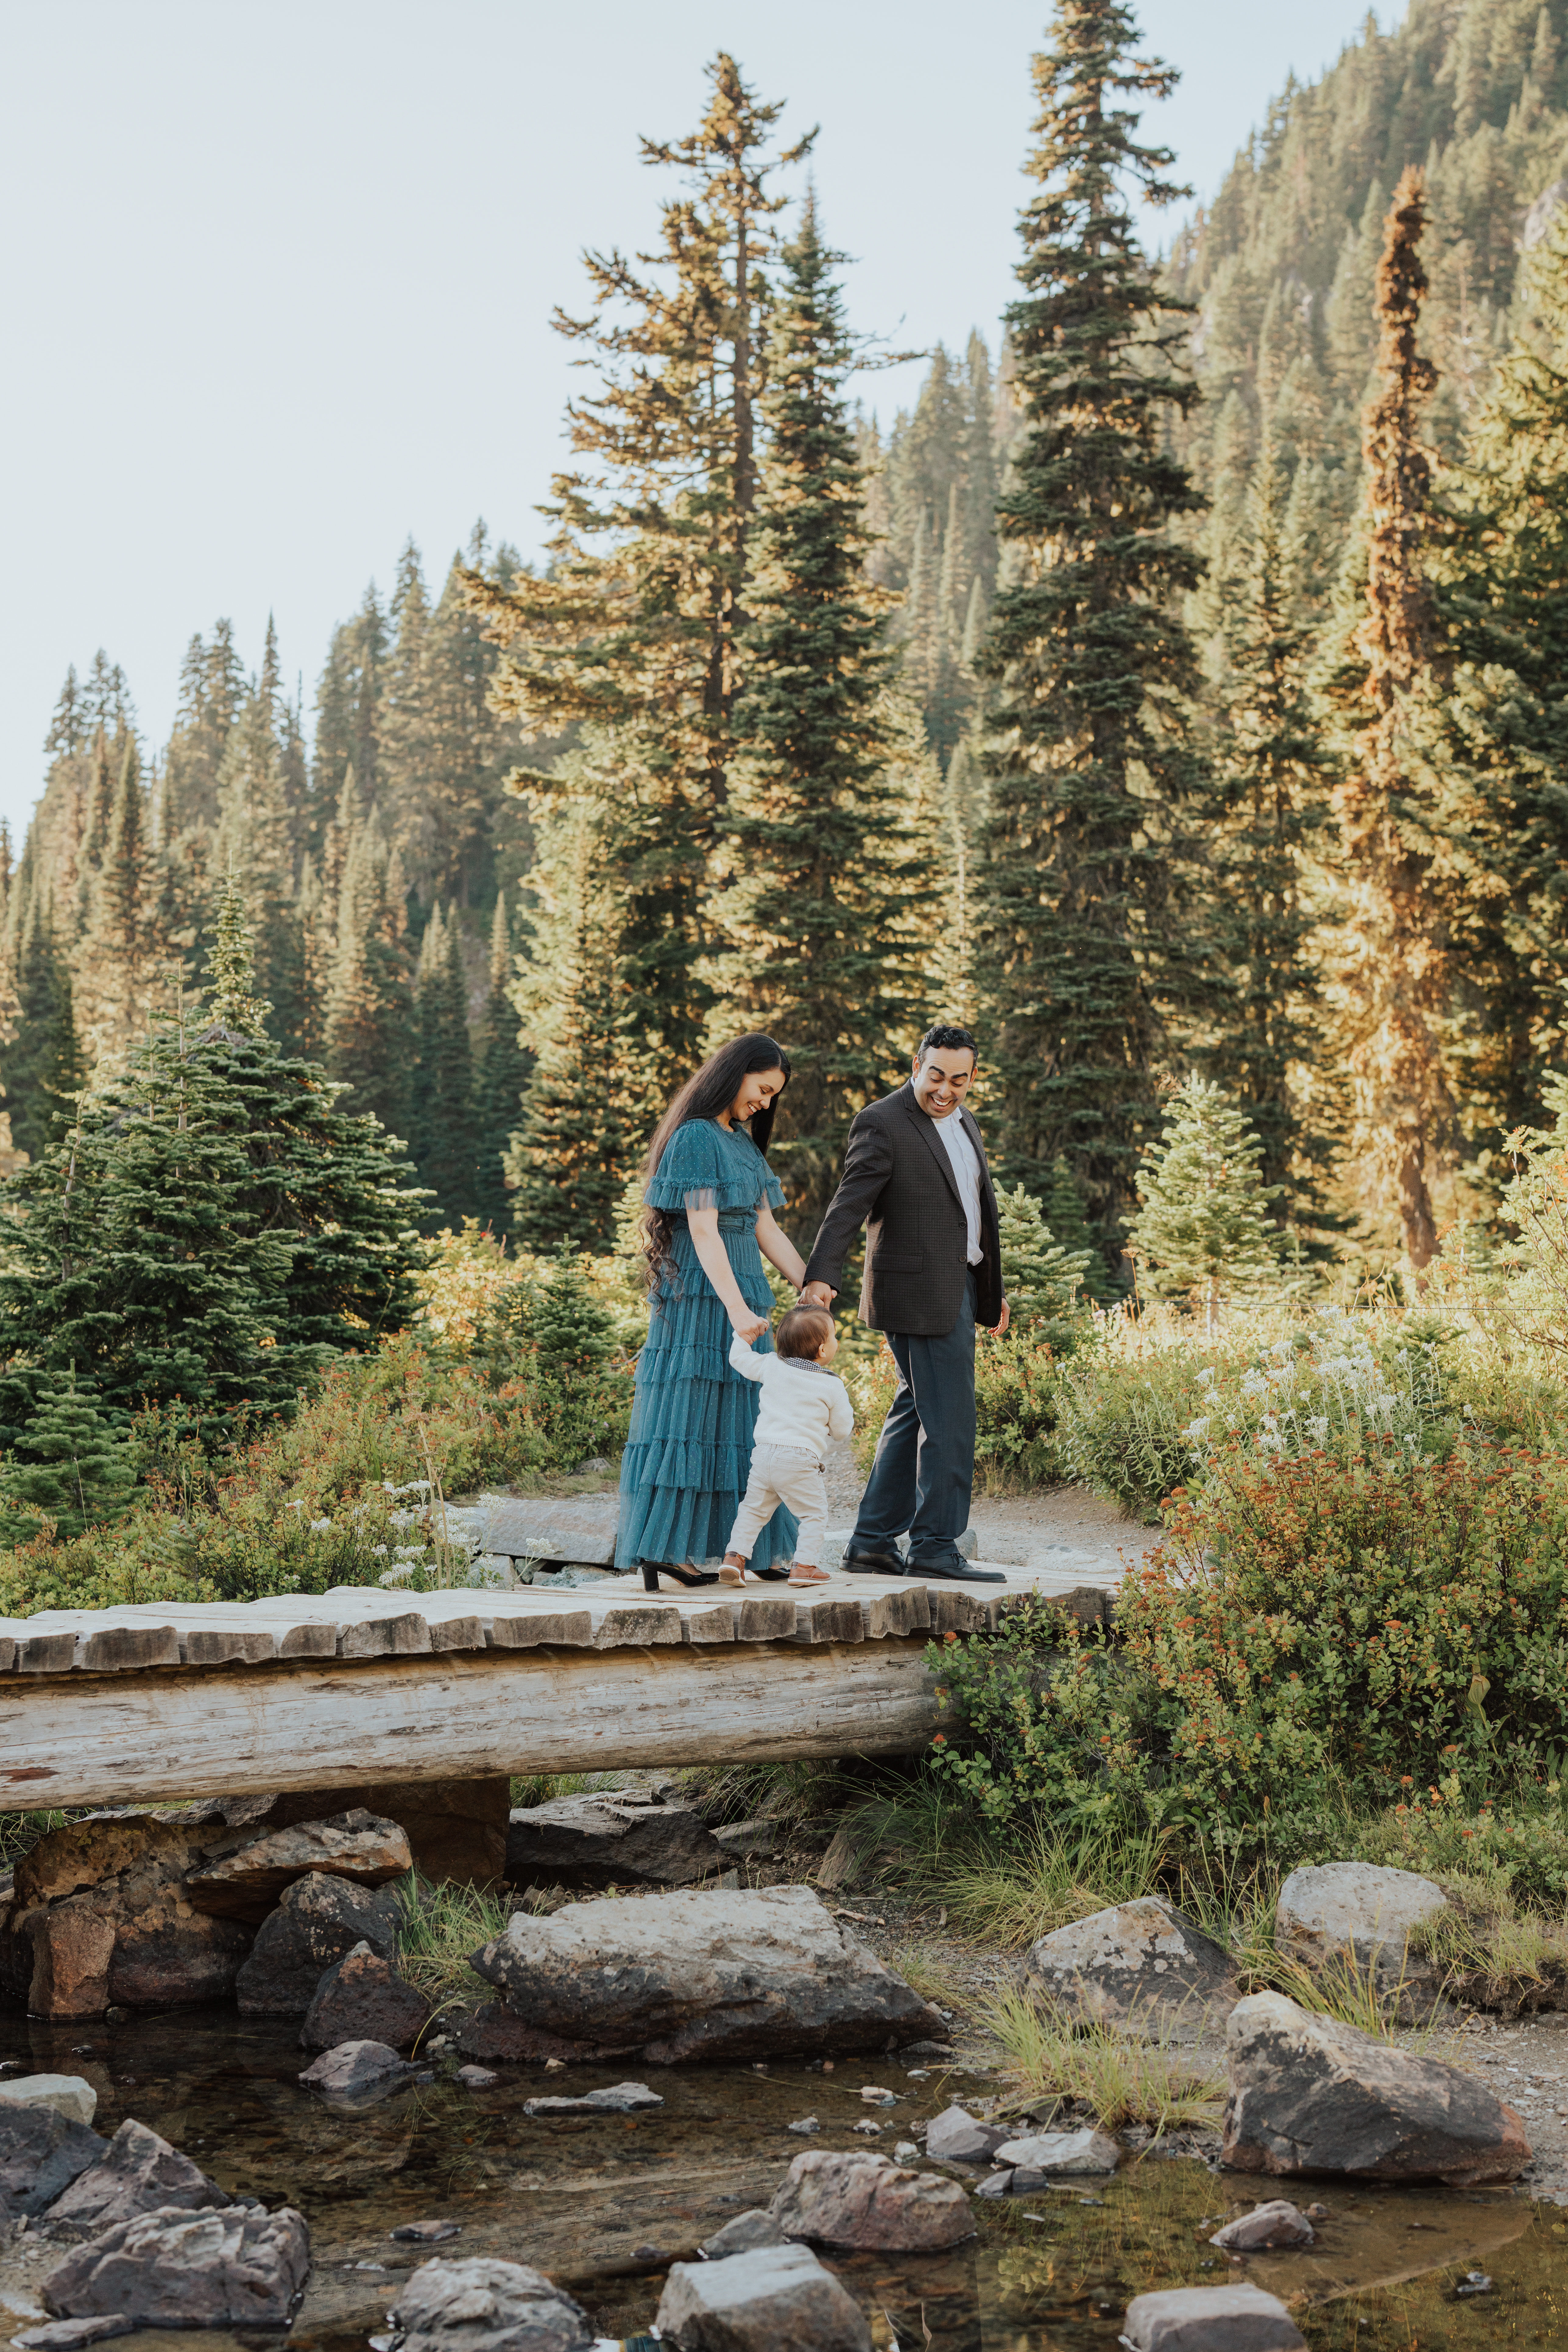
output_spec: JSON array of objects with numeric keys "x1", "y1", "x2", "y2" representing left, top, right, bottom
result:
[{"x1": 731, "y1": 1311, "x2": 767, "y2": 1344}]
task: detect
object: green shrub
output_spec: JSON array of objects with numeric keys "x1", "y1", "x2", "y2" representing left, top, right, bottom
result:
[
  {"x1": 0, "y1": 1332, "x2": 633, "y2": 1617},
  {"x1": 928, "y1": 1438, "x2": 1568, "y2": 1892}
]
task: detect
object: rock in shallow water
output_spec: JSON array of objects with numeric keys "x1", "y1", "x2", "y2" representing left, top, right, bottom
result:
[
  {"x1": 521, "y1": 2081, "x2": 663, "y2": 2115},
  {"x1": 0, "y1": 2073, "x2": 97, "y2": 2125},
  {"x1": 698, "y1": 2209, "x2": 789, "y2": 2258},
  {"x1": 768, "y1": 2150, "x2": 974, "y2": 2251},
  {"x1": 0, "y1": 2107, "x2": 106, "y2": 2223},
  {"x1": 991, "y1": 2126, "x2": 1120, "y2": 2175},
  {"x1": 468, "y1": 1884, "x2": 943, "y2": 2064},
  {"x1": 1209, "y1": 2199, "x2": 1316, "y2": 2251},
  {"x1": 42, "y1": 2203, "x2": 310, "y2": 2329},
  {"x1": 14, "y1": 2317, "x2": 136, "y2": 2351},
  {"x1": 298, "y1": 2039, "x2": 414, "y2": 2099},
  {"x1": 300, "y1": 1939, "x2": 431, "y2": 2051},
  {"x1": 1021, "y1": 1897, "x2": 1239, "y2": 2042},
  {"x1": 236, "y1": 1871, "x2": 402, "y2": 2015},
  {"x1": 656, "y1": 2242, "x2": 871, "y2": 2352},
  {"x1": 923, "y1": 2103, "x2": 1012, "y2": 2164},
  {"x1": 1222, "y1": 1990, "x2": 1530, "y2": 2185},
  {"x1": 1122, "y1": 2283, "x2": 1307, "y2": 2351},
  {"x1": 386, "y1": 2255, "x2": 594, "y2": 2352},
  {"x1": 40, "y1": 2119, "x2": 225, "y2": 2242}
]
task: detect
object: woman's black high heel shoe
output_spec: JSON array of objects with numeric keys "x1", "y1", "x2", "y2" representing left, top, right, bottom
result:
[{"x1": 641, "y1": 1560, "x2": 720, "y2": 1592}]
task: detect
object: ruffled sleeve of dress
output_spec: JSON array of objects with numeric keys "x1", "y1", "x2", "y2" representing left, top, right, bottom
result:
[{"x1": 645, "y1": 1119, "x2": 772, "y2": 1214}]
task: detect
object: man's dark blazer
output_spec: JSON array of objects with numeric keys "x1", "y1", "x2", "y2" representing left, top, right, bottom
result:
[{"x1": 802, "y1": 1082, "x2": 1004, "y2": 1336}]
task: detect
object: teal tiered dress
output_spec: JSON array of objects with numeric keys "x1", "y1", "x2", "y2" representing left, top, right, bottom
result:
[{"x1": 615, "y1": 1118, "x2": 799, "y2": 1573}]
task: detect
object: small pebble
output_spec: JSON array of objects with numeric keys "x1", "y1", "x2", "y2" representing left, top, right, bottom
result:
[
  {"x1": 1457, "y1": 2273, "x2": 1494, "y2": 2296},
  {"x1": 853, "y1": 2120, "x2": 883, "y2": 2136},
  {"x1": 456, "y1": 2066, "x2": 498, "y2": 2090},
  {"x1": 895, "y1": 2141, "x2": 920, "y2": 2161},
  {"x1": 860, "y1": 2085, "x2": 898, "y2": 2104},
  {"x1": 390, "y1": 2221, "x2": 462, "y2": 2244},
  {"x1": 787, "y1": 2115, "x2": 820, "y2": 2135}
]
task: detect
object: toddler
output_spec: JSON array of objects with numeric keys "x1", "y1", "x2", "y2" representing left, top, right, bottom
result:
[{"x1": 721, "y1": 1303, "x2": 854, "y2": 1588}]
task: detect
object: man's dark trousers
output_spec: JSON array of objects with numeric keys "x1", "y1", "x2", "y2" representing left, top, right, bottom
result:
[{"x1": 853, "y1": 1270, "x2": 976, "y2": 1565}]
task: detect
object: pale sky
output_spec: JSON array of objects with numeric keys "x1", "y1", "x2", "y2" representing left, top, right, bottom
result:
[{"x1": 0, "y1": 0, "x2": 1393, "y2": 838}]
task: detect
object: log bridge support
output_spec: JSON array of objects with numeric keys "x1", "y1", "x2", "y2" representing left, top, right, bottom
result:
[{"x1": 0, "y1": 1570, "x2": 1116, "y2": 1813}]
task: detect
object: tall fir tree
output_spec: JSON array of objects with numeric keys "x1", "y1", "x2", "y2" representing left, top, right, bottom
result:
[
  {"x1": 1323, "y1": 167, "x2": 1451, "y2": 1268},
  {"x1": 1202, "y1": 443, "x2": 1335, "y2": 1221},
  {"x1": 471, "y1": 892, "x2": 532, "y2": 1236},
  {"x1": 1127, "y1": 1075, "x2": 1283, "y2": 1332},
  {"x1": 411, "y1": 900, "x2": 477, "y2": 1222},
  {"x1": 324, "y1": 803, "x2": 415, "y2": 1143},
  {"x1": 975, "y1": 0, "x2": 1210, "y2": 1251},
  {"x1": 503, "y1": 792, "x2": 640, "y2": 1249},
  {"x1": 712, "y1": 197, "x2": 923, "y2": 1221},
  {"x1": 1420, "y1": 215, "x2": 1568, "y2": 1148},
  {"x1": 467, "y1": 55, "x2": 810, "y2": 1102}
]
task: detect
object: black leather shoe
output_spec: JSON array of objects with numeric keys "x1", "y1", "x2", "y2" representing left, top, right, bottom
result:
[
  {"x1": 840, "y1": 1546, "x2": 907, "y2": 1577},
  {"x1": 905, "y1": 1556, "x2": 1008, "y2": 1584}
]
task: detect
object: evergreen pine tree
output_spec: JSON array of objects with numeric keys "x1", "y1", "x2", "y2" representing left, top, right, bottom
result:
[
  {"x1": 504, "y1": 792, "x2": 640, "y2": 1250},
  {"x1": 975, "y1": 0, "x2": 1211, "y2": 1240},
  {"x1": 76, "y1": 736, "x2": 161, "y2": 1059},
  {"x1": 324, "y1": 804, "x2": 415, "y2": 1142},
  {"x1": 528, "y1": 1243, "x2": 617, "y2": 1376},
  {"x1": 471, "y1": 892, "x2": 531, "y2": 1236},
  {"x1": 713, "y1": 196, "x2": 923, "y2": 1221},
  {"x1": 994, "y1": 1181, "x2": 1094, "y2": 1344},
  {"x1": 0, "y1": 893, "x2": 427, "y2": 1445},
  {"x1": 1420, "y1": 216, "x2": 1568, "y2": 1144},
  {"x1": 1, "y1": 1370, "x2": 135, "y2": 1541},
  {"x1": 1323, "y1": 167, "x2": 1451, "y2": 1268},
  {"x1": 4, "y1": 889, "x2": 84, "y2": 1165},
  {"x1": 1040, "y1": 1155, "x2": 1117, "y2": 1300},
  {"x1": 411, "y1": 901, "x2": 476, "y2": 1223},
  {"x1": 1127, "y1": 1075, "x2": 1283, "y2": 1331},
  {"x1": 467, "y1": 55, "x2": 810, "y2": 1088},
  {"x1": 1203, "y1": 443, "x2": 1335, "y2": 1219}
]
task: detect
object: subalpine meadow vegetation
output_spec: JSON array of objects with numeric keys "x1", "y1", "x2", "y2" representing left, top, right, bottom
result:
[{"x1": 6, "y1": 0, "x2": 1568, "y2": 1979}]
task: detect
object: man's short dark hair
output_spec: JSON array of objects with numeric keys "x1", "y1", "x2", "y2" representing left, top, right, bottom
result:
[{"x1": 916, "y1": 1023, "x2": 979, "y2": 1064}]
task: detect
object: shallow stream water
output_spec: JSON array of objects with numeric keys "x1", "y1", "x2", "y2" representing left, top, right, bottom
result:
[{"x1": 3, "y1": 2006, "x2": 1565, "y2": 2350}]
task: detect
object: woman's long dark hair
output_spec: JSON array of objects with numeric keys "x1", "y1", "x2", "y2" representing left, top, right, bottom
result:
[{"x1": 637, "y1": 1034, "x2": 791, "y2": 1294}]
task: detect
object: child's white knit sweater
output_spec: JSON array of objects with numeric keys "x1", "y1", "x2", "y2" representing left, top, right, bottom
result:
[{"x1": 728, "y1": 1332, "x2": 854, "y2": 1461}]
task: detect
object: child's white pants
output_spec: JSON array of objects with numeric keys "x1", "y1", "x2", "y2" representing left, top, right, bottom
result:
[{"x1": 727, "y1": 1442, "x2": 828, "y2": 1567}]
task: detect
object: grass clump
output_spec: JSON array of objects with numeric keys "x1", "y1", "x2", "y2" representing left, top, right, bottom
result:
[
  {"x1": 394, "y1": 1873, "x2": 511, "y2": 2010},
  {"x1": 983, "y1": 1990, "x2": 1225, "y2": 2137}
]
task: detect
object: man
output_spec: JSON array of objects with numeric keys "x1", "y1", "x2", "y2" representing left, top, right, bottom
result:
[{"x1": 801, "y1": 1024, "x2": 1008, "y2": 1585}]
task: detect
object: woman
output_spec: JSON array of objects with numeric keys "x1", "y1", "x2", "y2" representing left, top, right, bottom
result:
[{"x1": 617, "y1": 1035, "x2": 808, "y2": 1590}]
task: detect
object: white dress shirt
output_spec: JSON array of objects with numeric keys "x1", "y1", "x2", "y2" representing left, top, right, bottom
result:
[{"x1": 933, "y1": 1109, "x2": 984, "y2": 1265}]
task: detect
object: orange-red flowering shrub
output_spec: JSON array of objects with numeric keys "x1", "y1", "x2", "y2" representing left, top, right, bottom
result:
[{"x1": 930, "y1": 1436, "x2": 1568, "y2": 1874}]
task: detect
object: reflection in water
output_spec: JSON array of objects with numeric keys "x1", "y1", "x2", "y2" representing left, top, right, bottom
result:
[{"x1": 2, "y1": 2006, "x2": 1563, "y2": 2349}]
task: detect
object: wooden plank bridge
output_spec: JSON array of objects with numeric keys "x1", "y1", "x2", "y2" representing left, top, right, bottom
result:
[{"x1": 0, "y1": 1557, "x2": 1133, "y2": 1813}]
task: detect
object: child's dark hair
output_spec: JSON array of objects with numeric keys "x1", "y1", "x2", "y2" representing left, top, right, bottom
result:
[{"x1": 776, "y1": 1304, "x2": 833, "y2": 1361}]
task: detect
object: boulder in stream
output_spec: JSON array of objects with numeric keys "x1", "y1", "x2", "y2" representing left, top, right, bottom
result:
[
  {"x1": 1122, "y1": 2283, "x2": 1306, "y2": 2351},
  {"x1": 42, "y1": 2203, "x2": 310, "y2": 2329},
  {"x1": 468, "y1": 1884, "x2": 943, "y2": 2064},
  {"x1": 923, "y1": 2103, "x2": 1012, "y2": 2163},
  {"x1": 0, "y1": 2073, "x2": 97, "y2": 2124},
  {"x1": 698, "y1": 2209, "x2": 789, "y2": 2258},
  {"x1": 235, "y1": 1872, "x2": 402, "y2": 2014},
  {"x1": 385, "y1": 2255, "x2": 594, "y2": 2352},
  {"x1": 1209, "y1": 2199, "x2": 1316, "y2": 2251},
  {"x1": 991, "y1": 2125, "x2": 1120, "y2": 2174},
  {"x1": 768, "y1": 2150, "x2": 974, "y2": 2250},
  {"x1": 656, "y1": 2242, "x2": 871, "y2": 2352},
  {"x1": 301, "y1": 1940, "x2": 431, "y2": 2051},
  {"x1": 1222, "y1": 1990, "x2": 1531, "y2": 2185},
  {"x1": 39, "y1": 2119, "x2": 225, "y2": 2242},
  {"x1": 0, "y1": 2106, "x2": 106, "y2": 2222},
  {"x1": 298, "y1": 2040, "x2": 415, "y2": 2099}
]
